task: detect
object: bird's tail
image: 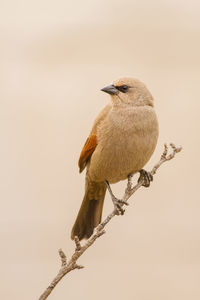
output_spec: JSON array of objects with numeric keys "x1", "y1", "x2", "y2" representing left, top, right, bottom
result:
[{"x1": 71, "y1": 176, "x2": 106, "y2": 241}]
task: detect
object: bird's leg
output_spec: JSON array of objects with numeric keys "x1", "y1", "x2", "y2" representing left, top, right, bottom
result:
[
  {"x1": 105, "y1": 180, "x2": 128, "y2": 215},
  {"x1": 138, "y1": 169, "x2": 153, "y2": 187}
]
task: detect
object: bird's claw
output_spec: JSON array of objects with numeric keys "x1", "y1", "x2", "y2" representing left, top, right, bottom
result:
[
  {"x1": 112, "y1": 197, "x2": 128, "y2": 215},
  {"x1": 105, "y1": 180, "x2": 128, "y2": 215},
  {"x1": 138, "y1": 169, "x2": 153, "y2": 187}
]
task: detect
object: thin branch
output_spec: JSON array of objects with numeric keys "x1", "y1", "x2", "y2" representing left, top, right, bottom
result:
[
  {"x1": 58, "y1": 249, "x2": 67, "y2": 267},
  {"x1": 38, "y1": 143, "x2": 182, "y2": 300}
]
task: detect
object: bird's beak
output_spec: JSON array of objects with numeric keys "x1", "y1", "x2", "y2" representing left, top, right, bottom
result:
[{"x1": 101, "y1": 84, "x2": 119, "y2": 95}]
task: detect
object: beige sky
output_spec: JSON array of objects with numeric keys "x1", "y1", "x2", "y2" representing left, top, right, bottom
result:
[{"x1": 0, "y1": 1, "x2": 200, "y2": 299}]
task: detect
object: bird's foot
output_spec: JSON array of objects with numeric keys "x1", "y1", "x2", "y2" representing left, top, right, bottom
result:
[
  {"x1": 105, "y1": 180, "x2": 128, "y2": 215},
  {"x1": 138, "y1": 169, "x2": 153, "y2": 187}
]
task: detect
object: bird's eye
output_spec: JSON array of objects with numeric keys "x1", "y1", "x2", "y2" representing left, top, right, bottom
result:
[{"x1": 115, "y1": 85, "x2": 129, "y2": 93}]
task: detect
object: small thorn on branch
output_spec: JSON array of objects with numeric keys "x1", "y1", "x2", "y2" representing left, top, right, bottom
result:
[
  {"x1": 58, "y1": 249, "x2": 67, "y2": 266},
  {"x1": 161, "y1": 143, "x2": 168, "y2": 159},
  {"x1": 170, "y1": 143, "x2": 176, "y2": 150},
  {"x1": 74, "y1": 236, "x2": 82, "y2": 251},
  {"x1": 165, "y1": 144, "x2": 182, "y2": 160},
  {"x1": 170, "y1": 143, "x2": 182, "y2": 153},
  {"x1": 74, "y1": 264, "x2": 84, "y2": 270}
]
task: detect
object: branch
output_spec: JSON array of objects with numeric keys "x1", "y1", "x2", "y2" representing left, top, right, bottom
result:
[{"x1": 38, "y1": 143, "x2": 182, "y2": 300}]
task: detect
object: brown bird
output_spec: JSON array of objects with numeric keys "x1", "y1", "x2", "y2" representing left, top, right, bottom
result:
[{"x1": 71, "y1": 77, "x2": 159, "y2": 240}]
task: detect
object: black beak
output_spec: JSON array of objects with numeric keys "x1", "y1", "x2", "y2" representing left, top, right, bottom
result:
[{"x1": 101, "y1": 84, "x2": 119, "y2": 95}]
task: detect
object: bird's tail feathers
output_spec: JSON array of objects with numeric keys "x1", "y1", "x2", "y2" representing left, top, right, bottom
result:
[{"x1": 71, "y1": 178, "x2": 106, "y2": 241}]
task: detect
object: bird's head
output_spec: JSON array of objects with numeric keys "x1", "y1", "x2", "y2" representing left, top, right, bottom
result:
[{"x1": 101, "y1": 77, "x2": 154, "y2": 107}]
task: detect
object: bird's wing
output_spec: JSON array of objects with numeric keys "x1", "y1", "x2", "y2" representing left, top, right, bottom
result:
[
  {"x1": 78, "y1": 104, "x2": 111, "y2": 173},
  {"x1": 78, "y1": 133, "x2": 97, "y2": 173}
]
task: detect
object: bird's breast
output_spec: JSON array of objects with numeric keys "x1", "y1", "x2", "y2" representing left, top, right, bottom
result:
[{"x1": 88, "y1": 106, "x2": 159, "y2": 183}]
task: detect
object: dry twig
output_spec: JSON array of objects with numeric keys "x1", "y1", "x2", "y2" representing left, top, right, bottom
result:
[{"x1": 39, "y1": 143, "x2": 182, "y2": 300}]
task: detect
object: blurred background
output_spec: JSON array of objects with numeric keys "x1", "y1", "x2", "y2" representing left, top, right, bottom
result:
[{"x1": 0, "y1": 0, "x2": 200, "y2": 299}]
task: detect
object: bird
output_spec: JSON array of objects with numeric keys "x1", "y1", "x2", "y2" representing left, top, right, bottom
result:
[{"x1": 71, "y1": 77, "x2": 159, "y2": 240}]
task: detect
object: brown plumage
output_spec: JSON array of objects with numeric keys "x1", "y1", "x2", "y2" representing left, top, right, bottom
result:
[
  {"x1": 71, "y1": 77, "x2": 159, "y2": 240},
  {"x1": 78, "y1": 134, "x2": 97, "y2": 173},
  {"x1": 71, "y1": 176, "x2": 106, "y2": 240}
]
